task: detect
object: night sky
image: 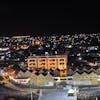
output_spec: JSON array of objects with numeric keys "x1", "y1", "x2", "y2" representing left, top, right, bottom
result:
[{"x1": 0, "y1": 1, "x2": 100, "y2": 33}]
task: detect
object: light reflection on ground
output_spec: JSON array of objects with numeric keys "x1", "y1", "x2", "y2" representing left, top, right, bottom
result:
[{"x1": 39, "y1": 89, "x2": 77, "y2": 100}]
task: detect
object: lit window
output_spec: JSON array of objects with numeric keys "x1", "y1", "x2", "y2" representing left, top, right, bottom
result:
[
  {"x1": 29, "y1": 60, "x2": 33, "y2": 62},
  {"x1": 29, "y1": 63, "x2": 32, "y2": 65},
  {"x1": 60, "y1": 59, "x2": 64, "y2": 61},
  {"x1": 52, "y1": 59, "x2": 55, "y2": 61},
  {"x1": 33, "y1": 60, "x2": 35, "y2": 62},
  {"x1": 50, "y1": 63, "x2": 55, "y2": 65},
  {"x1": 41, "y1": 63, "x2": 45, "y2": 65},
  {"x1": 33, "y1": 63, "x2": 36, "y2": 65},
  {"x1": 60, "y1": 63, "x2": 64, "y2": 65},
  {"x1": 41, "y1": 59, "x2": 45, "y2": 62}
]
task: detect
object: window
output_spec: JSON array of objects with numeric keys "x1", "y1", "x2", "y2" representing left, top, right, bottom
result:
[
  {"x1": 68, "y1": 93, "x2": 74, "y2": 96},
  {"x1": 52, "y1": 59, "x2": 55, "y2": 61},
  {"x1": 50, "y1": 59, "x2": 55, "y2": 62},
  {"x1": 41, "y1": 63, "x2": 45, "y2": 65},
  {"x1": 29, "y1": 60, "x2": 33, "y2": 62},
  {"x1": 29, "y1": 63, "x2": 32, "y2": 65},
  {"x1": 60, "y1": 59, "x2": 64, "y2": 61},
  {"x1": 39, "y1": 59, "x2": 45, "y2": 62},
  {"x1": 41, "y1": 59, "x2": 45, "y2": 62},
  {"x1": 50, "y1": 63, "x2": 55, "y2": 65},
  {"x1": 60, "y1": 63, "x2": 64, "y2": 65},
  {"x1": 29, "y1": 59, "x2": 35, "y2": 62},
  {"x1": 32, "y1": 60, "x2": 35, "y2": 62},
  {"x1": 33, "y1": 63, "x2": 36, "y2": 65},
  {"x1": 68, "y1": 78, "x2": 73, "y2": 80}
]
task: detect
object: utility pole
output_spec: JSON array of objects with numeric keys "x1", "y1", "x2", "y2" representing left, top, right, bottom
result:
[
  {"x1": 31, "y1": 91, "x2": 33, "y2": 100},
  {"x1": 96, "y1": 97, "x2": 98, "y2": 100},
  {"x1": 30, "y1": 80, "x2": 33, "y2": 100}
]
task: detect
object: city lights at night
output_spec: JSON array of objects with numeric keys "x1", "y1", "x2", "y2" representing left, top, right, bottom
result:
[{"x1": 0, "y1": 33, "x2": 100, "y2": 100}]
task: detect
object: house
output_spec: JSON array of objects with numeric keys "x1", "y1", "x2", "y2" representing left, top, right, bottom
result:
[
  {"x1": 73, "y1": 71, "x2": 98, "y2": 85},
  {"x1": 88, "y1": 71, "x2": 98, "y2": 85},
  {"x1": 17, "y1": 70, "x2": 25, "y2": 78},
  {"x1": 6, "y1": 68, "x2": 16, "y2": 77}
]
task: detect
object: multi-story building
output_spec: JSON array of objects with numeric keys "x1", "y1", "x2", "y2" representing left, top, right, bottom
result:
[{"x1": 27, "y1": 55, "x2": 67, "y2": 77}]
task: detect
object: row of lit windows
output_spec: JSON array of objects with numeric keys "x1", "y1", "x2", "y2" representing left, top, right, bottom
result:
[
  {"x1": 59, "y1": 59, "x2": 64, "y2": 61},
  {"x1": 60, "y1": 63, "x2": 64, "y2": 65},
  {"x1": 29, "y1": 60, "x2": 36, "y2": 62},
  {"x1": 49, "y1": 59, "x2": 56, "y2": 61},
  {"x1": 29, "y1": 58, "x2": 65, "y2": 62},
  {"x1": 29, "y1": 63, "x2": 36, "y2": 66},
  {"x1": 29, "y1": 62, "x2": 65, "y2": 66},
  {"x1": 50, "y1": 63, "x2": 55, "y2": 65}
]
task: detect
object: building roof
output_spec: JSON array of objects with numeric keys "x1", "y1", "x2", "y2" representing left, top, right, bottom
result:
[
  {"x1": 17, "y1": 70, "x2": 25, "y2": 77},
  {"x1": 28, "y1": 55, "x2": 67, "y2": 58},
  {"x1": 15, "y1": 77, "x2": 29, "y2": 79},
  {"x1": 6, "y1": 68, "x2": 15, "y2": 73},
  {"x1": 72, "y1": 69, "x2": 97, "y2": 75}
]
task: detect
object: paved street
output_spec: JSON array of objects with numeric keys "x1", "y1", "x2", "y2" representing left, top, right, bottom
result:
[{"x1": 39, "y1": 89, "x2": 77, "y2": 100}]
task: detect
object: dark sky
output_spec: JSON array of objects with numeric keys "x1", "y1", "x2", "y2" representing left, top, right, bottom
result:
[{"x1": 0, "y1": 1, "x2": 100, "y2": 33}]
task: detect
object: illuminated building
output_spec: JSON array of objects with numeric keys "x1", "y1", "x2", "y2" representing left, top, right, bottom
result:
[
  {"x1": 27, "y1": 55, "x2": 67, "y2": 77},
  {"x1": 31, "y1": 40, "x2": 43, "y2": 46}
]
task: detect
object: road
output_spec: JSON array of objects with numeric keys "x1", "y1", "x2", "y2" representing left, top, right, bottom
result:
[{"x1": 38, "y1": 89, "x2": 77, "y2": 100}]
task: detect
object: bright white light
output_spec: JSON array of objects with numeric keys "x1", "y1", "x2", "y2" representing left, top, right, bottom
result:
[
  {"x1": 77, "y1": 53, "x2": 81, "y2": 56},
  {"x1": 68, "y1": 45, "x2": 72, "y2": 48},
  {"x1": 86, "y1": 50, "x2": 89, "y2": 52},
  {"x1": 78, "y1": 57, "x2": 82, "y2": 60}
]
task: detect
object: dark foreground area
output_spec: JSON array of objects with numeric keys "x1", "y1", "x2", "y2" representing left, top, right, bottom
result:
[
  {"x1": 1, "y1": 95, "x2": 100, "y2": 100},
  {"x1": 0, "y1": 95, "x2": 39, "y2": 100},
  {"x1": 1, "y1": 96, "x2": 27, "y2": 100},
  {"x1": 78, "y1": 96, "x2": 100, "y2": 100}
]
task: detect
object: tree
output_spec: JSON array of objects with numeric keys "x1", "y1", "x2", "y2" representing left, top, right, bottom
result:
[
  {"x1": 12, "y1": 64, "x2": 20, "y2": 71},
  {"x1": 0, "y1": 76, "x2": 4, "y2": 81}
]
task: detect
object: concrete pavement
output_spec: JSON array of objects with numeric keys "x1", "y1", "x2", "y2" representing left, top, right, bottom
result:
[{"x1": 38, "y1": 89, "x2": 77, "y2": 100}]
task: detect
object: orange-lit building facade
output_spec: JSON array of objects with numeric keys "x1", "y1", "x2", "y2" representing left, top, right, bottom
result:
[
  {"x1": 37, "y1": 57, "x2": 47, "y2": 69},
  {"x1": 47, "y1": 57, "x2": 58, "y2": 70},
  {"x1": 27, "y1": 55, "x2": 68, "y2": 77},
  {"x1": 27, "y1": 57, "x2": 37, "y2": 70},
  {"x1": 31, "y1": 40, "x2": 44, "y2": 46}
]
